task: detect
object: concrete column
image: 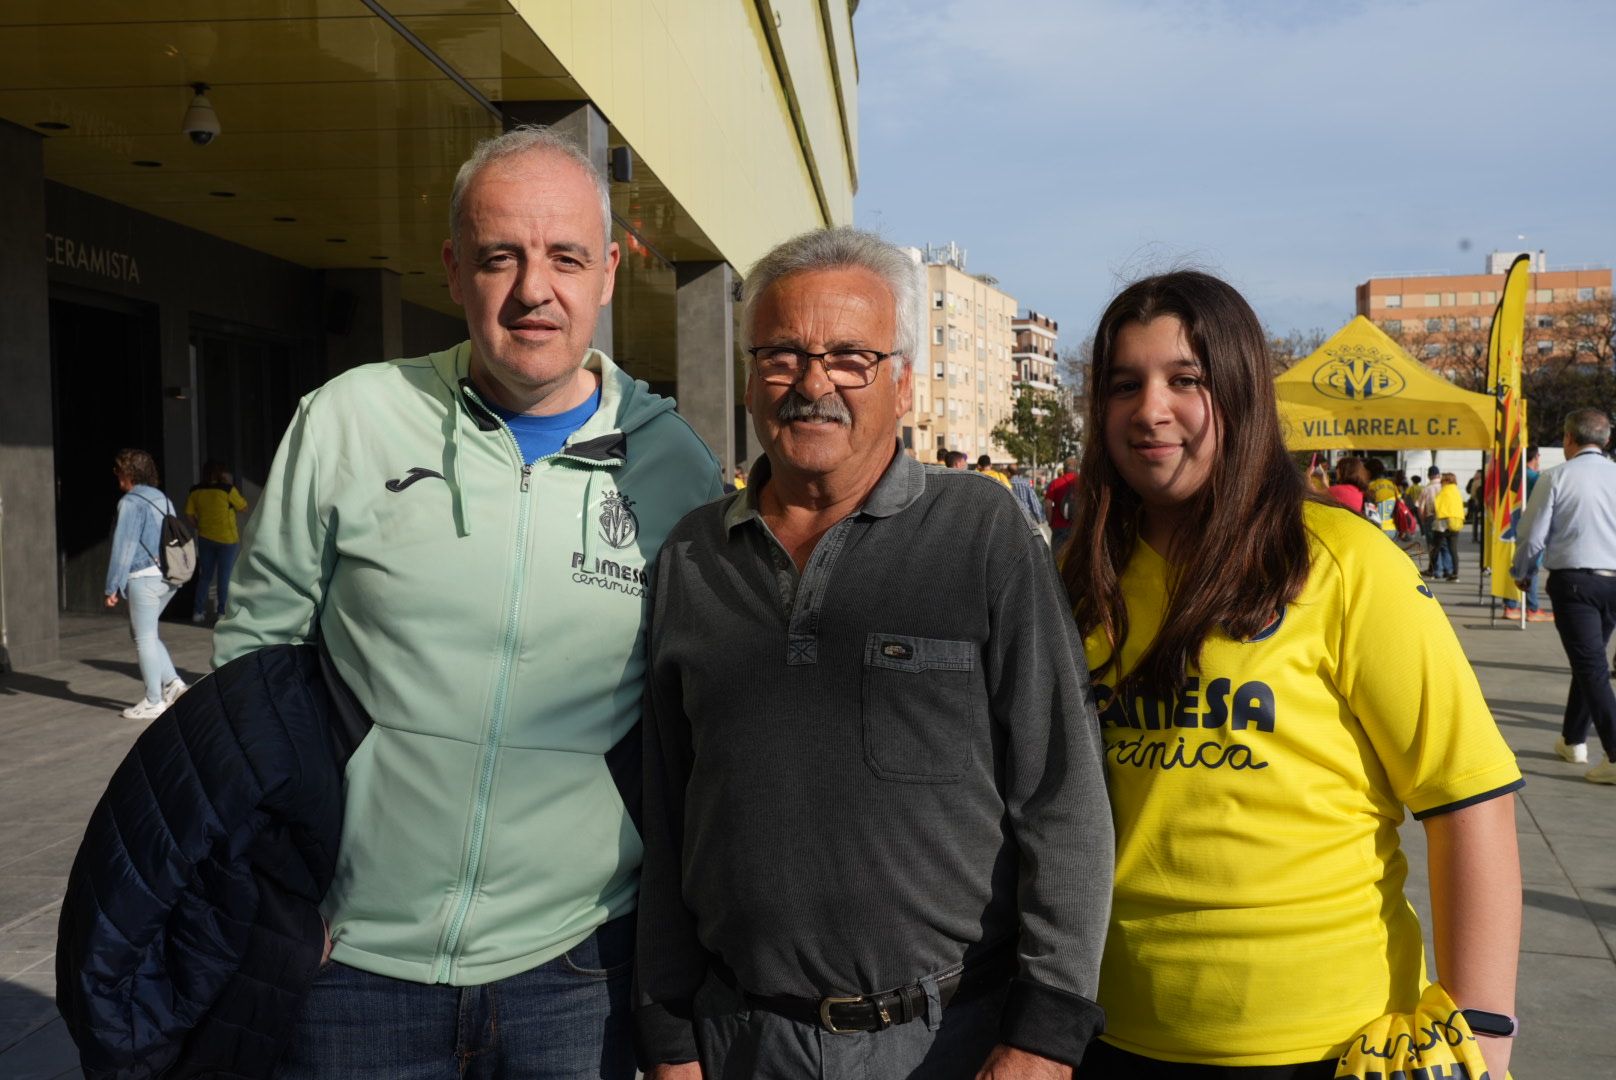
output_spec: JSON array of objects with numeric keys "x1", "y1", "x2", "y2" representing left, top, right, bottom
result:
[
  {"x1": 499, "y1": 100, "x2": 613, "y2": 357},
  {"x1": 0, "y1": 121, "x2": 59, "y2": 669},
  {"x1": 323, "y1": 268, "x2": 404, "y2": 377},
  {"x1": 676, "y1": 261, "x2": 736, "y2": 474}
]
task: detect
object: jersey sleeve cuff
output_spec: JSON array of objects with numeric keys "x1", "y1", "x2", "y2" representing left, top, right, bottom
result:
[
  {"x1": 1410, "y1": 776, "x2": 1525, "y2": 820},
  {"x1": 632, "y1": 1000, "x2": 699, "y2": 1069},
  {"x1": 999, "y1": 976, "x2": 1105, "y2": 1067}
]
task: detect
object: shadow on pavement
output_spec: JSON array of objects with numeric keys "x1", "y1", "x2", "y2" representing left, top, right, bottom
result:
[
  {"x1": 0, "y1": 673, "x2": 124, "y2": 711},
  {"x1": 79, "y1": 659, "x2": 208, "y2": 685},
  {"x1": 0, "y1": 977, "x2": 70, "y2": 1075},
  {"x1": 1524, "y1": 887, "x2": 1616, "y2": 926}
]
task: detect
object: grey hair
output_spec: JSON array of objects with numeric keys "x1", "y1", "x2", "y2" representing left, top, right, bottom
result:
[
  {"x1": 741, "y1": 226, "x2": 923, "y2": 377},
  {"x1": 1565, "y1": 407, "x2": 1612, "y2": 448},
  {"x1": 448, "y1": 125, "x2": 612, "y2": 252}
]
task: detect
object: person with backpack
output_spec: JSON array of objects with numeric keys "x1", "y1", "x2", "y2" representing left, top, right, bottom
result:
[{"x1": 104, "y1": 448, "x2": 187, "y2": 720}]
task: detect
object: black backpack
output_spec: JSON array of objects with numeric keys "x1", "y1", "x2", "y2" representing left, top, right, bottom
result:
[{"x1": 134, "y1": 492, "x2": 199, "y2": 587}]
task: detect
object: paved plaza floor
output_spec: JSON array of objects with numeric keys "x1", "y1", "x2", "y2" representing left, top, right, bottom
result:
[{"x1": 1, "y1": 534, "x2": 1612, "y2": 1078}]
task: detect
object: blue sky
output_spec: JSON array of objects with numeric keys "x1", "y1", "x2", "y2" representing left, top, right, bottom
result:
[{"x1": 852, "y1": 0, "x2": 1616, "y2": 343}]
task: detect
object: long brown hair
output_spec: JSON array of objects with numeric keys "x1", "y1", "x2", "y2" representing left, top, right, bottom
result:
[{"x1": 1062, "y1": 271, "x2": 1314, "y2": 695}]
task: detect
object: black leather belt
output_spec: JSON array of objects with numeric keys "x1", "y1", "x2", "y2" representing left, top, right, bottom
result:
[
  {"x1": 720, "y1": 942, "x2": 1017, "y2": 1035},
  {"x1": 1560, "y1": 568, "x2": 1616, "y2": 577}
]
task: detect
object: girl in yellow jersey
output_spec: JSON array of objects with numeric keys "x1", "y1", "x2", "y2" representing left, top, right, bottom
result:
[{"x1": 1062, "y1": 272, "x2": 1522, "y2": 1079}]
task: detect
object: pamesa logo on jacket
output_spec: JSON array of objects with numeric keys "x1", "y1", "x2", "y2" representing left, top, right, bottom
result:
[{"x1": 598, "y1": 490, "x2": 639, "y2": 549}]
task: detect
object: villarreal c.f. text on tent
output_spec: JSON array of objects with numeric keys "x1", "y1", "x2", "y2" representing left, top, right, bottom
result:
[{"x1": 1275, "y1": 317, "x2": 1494, "y2": 451}]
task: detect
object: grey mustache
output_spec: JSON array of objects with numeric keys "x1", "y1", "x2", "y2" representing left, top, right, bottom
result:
[{"x1": 776, "y1": 392, "x2": 851, "y2": 425}]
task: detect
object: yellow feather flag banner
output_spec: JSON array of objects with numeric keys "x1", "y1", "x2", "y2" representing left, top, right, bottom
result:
[{"x1": 1486, "y1": 254, "x2": 1531, "y2": 604}]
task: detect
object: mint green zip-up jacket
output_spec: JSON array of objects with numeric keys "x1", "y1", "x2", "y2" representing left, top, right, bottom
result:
[{"x1": 215, "y1": 343, "x2": 722, "y2": 985}]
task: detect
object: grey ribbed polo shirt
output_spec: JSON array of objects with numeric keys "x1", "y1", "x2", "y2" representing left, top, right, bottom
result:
[{"x1": 634, "y1": 448, "x2": 1114, "y2": 1067}]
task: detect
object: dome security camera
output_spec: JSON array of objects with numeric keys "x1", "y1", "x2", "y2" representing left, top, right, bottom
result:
[{"x1": 182, "y1": 83, "x2": 220, "y2": 146}]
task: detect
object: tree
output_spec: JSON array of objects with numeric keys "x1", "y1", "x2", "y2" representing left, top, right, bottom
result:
[
  {"x1": 992, "y1": 383, "x2": 1081, "y2": 470},
  {"x1": 1264, "y1": 327, "x2": 1328, "y2": 375}
]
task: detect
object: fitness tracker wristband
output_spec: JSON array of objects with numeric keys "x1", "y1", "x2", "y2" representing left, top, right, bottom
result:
[{"x1": 1461, "y1": 1008, "x2": 1518, "y2": 1038}]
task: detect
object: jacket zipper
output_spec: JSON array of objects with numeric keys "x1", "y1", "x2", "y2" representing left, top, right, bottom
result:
[
  {"x1": 433, "y1": 386, "x2": 622, "y2": 982},
  {"x1": 433, "y1": 421, "x2": 531, "y2": 983}
]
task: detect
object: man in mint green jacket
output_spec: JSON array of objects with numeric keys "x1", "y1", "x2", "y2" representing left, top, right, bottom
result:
[{"x1": 216, "y1": 126, "x2": 721, "y2": 1078}]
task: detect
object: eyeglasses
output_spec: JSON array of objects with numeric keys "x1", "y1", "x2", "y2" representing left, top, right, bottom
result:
[{"x1": 747, "y1": 346, "x2": 894, "y2": 388}]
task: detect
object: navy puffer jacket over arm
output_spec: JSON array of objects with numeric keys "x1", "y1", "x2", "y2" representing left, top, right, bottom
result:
[{"x1": 56, "y1": 644, "x2": 370, "y2": 1080}]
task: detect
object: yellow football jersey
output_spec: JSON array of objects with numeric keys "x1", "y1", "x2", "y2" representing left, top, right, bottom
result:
[{"x1": 1083, "y1": 500, "x2": 1521, "y2": 1066}]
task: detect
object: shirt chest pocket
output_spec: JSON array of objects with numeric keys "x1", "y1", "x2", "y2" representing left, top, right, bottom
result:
[{"x1": 861, "y1": 632, "x2": 981, "y2": 784}]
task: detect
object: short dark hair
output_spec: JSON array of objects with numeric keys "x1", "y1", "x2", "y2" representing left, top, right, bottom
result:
[
  {"x1": 114, "y1": 448, "x2": 159, "y2": 488},
  {"x1": 976, "y1": 454, "x2": 993, "y2": 469},
  {"x1": 1427, "y1": 465, "x2": 1441, "y2": 478},
  {"x1": 943, "y1": 450, "x2": 967, "y2": 468}
]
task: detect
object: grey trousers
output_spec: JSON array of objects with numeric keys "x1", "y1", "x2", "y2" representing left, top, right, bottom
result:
[{"x1": 691, "y1": 970, "x2": 1006, "y2": 1080}]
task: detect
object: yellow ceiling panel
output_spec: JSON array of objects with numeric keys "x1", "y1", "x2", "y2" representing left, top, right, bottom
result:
[
  {"x1": 42, "y1": 127, "x2": 488, "y2": 178},
  {"x1": 2, "y1": 2, "x2": 706, "y2": 338},
  {"x1": 0, "y1": 79, "x2": 490, "y2": 138},
  {"x1": 0, "y1": 1, "x2": 370, "y2": 25},
  {"x1": 0, "y1": 17, "x2": 446, "y2": 89},
  {"x1": 400, "y1": 13, "x2": 571, "y2": 80}
]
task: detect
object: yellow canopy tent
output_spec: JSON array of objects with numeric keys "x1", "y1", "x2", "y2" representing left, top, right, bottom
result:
[{"x1": 1275, "y1": 316, "x2": 1494, "y2": 450}]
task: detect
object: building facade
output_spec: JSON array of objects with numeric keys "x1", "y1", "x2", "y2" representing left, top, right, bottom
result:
[
  {"x1": 1357, "y1": 252, "x2": 1612, "y2": 373},
  {"x1": 0, "y1": 3, "x2": 858, "y2": 668},
  {"x1": 1012, "y1": 310, "x2": 1060, "y2": 392},
  {"x1": 905, "y1": 243, "x2": 1019, "y2": 464}
]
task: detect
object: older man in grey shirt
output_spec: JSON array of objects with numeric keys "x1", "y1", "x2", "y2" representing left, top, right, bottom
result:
[
  {"x1": 635, "y1": 228, "x2": 1113, "y2": 1080},
  {"x1": 1513, "y1": 407, "x2": 1616, "y2": 782}
]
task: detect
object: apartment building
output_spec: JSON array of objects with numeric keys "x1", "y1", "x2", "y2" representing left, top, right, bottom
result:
[
  {"x1": 1012, "y1": 310, "x2": 1060, "y2": 392},
  {"x1": 1356, "y1": 251, "x2": 1612, "y2": 372},
  {"x1": 906, "y1": 242, "x2": 1020, "y2": 464}
]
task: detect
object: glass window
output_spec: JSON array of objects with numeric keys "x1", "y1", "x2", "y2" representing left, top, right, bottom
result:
[
  {"x1": 1423, "y1": 344, "x2": 1442, "y2": 358},
  {"x1": 1537, "y1": 340, "x2": 1553, "y2": 354},
  {"x1": 1536, "y1": 315, "x2": 1555, "y2": 329},
  {"x1": 1383, "y1": 294, "x2": 1403, "y2": 308},
  {"x1": 1462, "y1": 292, "x2": 1480, "y2": 305},
  {"x1": 1536, "y1": 289, "x2": 1553, "y2": 304},
  {"x1": 1424, "y1": 293, "x2": 1441, "y2": 307},
  {"x1": 1426, "y1": 318, "x2": 1442, "y2": 332},
  {"x1": 1470, "y1": 317, "x2": 1483, "y2": 330},
  {"x1": 933, "y1": 326, "x2": 944, "y2": 345},
  {"x1": 933, "y1": 291, "x2": 944, "y2": 310},
  {"x1": 1384, "y1": 320, "x2": 1402, "y2": 334},
  {"x1": 1483, "y1": 291, "x2": 1498, "y2": 304},
  {"x1": 1442, "y1": 292, "x2": 1456, "y2": 306},
  {"x1": 1579, "y1": 287, "x2": 1596, "y2": 301}
]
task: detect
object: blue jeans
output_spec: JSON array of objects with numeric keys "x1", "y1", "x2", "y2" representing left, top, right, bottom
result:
[
  {"x1": 1504, "y1": 554, "x2": 1543, "y2": 613},
  {"x1": 1431, "y1": 531, "x2": 1456, "y2": 577},
  {"x1": 194, "y1": 538, "x2": 240, "y2": 617},
  {"x1": 275, "y1": 914, "x2": 636, "y2": 1079},
  {"x1": 126, "y1": 575, "x2": 178, "y2": 703}
]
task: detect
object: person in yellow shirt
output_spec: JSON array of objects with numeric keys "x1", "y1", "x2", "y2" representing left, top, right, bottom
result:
[
  {"x1": 1431, "y1": 471, "x2": 1466, "y2": 582},
  {"x1": 1364, "y1": 458, "x2": 1400, "y2": 534},
  {"x1": 184, "y1": 459, "x2": 249, "y2": 622},
  {"x1": 975, "y1": 453, "x2": 1012, "y2": 489},
  {"x1": 1061, "y1": 271, "x2": 1522, "y2": 1079}
]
